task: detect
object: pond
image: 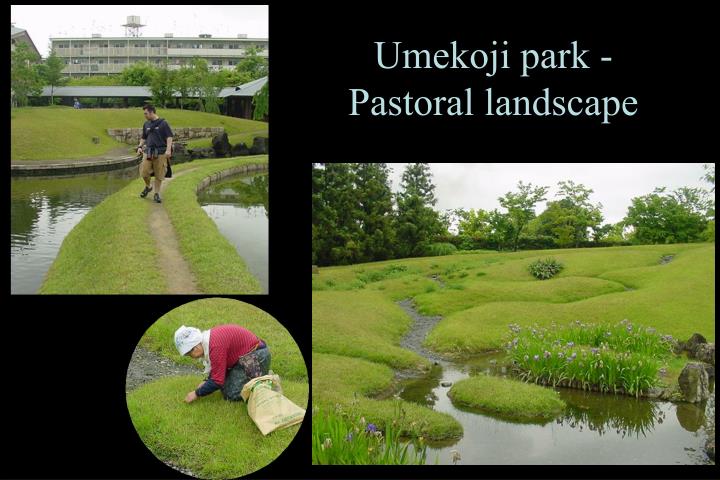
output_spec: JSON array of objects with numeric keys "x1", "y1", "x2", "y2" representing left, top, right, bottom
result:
[
  {"x1": 11, "y1": 168, "x2": 137, "y2": 294},
  {"x1": 399, "y1": 353, "x2": 714, "y2": 465},
  {"x1": 197, "y1": 172, "x2": 269, "y2": 293}
]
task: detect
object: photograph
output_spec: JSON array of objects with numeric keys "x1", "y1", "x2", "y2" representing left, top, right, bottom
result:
[
  {"x1": 126, "y1": 297, "x2": 307, "y2": 478},
  {"x1": 311, "y1": 163, "x2": 715, "y2": 465},
  {"x1": 11, "y1": 5, "x2": 269, "y2": 294}
]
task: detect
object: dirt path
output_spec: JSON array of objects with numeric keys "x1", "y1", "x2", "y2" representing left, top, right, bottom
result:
[
  {"x1": 125, "y1": 345, "x2": 201, "y2": 392},
  {"x1": 147, "y1": 168, "x2": 200, "y2": 293}
]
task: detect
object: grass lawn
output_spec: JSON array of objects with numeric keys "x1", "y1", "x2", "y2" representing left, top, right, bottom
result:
[
  {"x1": 127, "y1": 375, "x2": 307, "y2": 479},
  {"x1": 312, "y1": 243, "x2": 714, "y2": 439},
  {"x1": 127, "y1": 298, "x2": 308, "y2": 478},
  {"x1": 164, "y1": 156, "x2": 267, "y2": 293},
  {"x1": 448, "y1": 374, "x2": 566, "y2": 421},
  {"x1": 40, "y1": 156, "x2": 267, "y2": 293},
  {"x1": 11, "y1": 106, "x2": 268, "y2": 161}
]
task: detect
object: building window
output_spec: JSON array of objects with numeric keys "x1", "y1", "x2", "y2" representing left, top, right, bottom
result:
[
  {"x1": 228, "y1": 44, "x2": 238, "y2": 49},
  {"x1": 114, "y1": 43, "x2": 124, "y2": 48},
  {"x1": 256, "y1": 44, "x2": 265, "y2": 51},
  {"x1": 98, "y1": 59, "x2": 104, "y2": 64},
  {"x1": 211, "y1": 44, "x2": 223, "y2": 49},
  {"x1": 228, "y1": 60, "x2": 237, "y2": 66},
  {"x1": 113, "y1": 59, "x2": 121, "y2": 64},
  {"x1": 72, "y1": 59, "x2": 80, "y2": 64},
  {"x1": 150, "y1": 43, "x2": 161, "y2": 48},
  {"x1": 134, "y1": 43, "x2": 144, "y2": 48}
]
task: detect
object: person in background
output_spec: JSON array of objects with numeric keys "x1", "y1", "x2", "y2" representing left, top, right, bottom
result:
[{"x1": 73, "y1": 98, "x2": 80, "y2": 109}]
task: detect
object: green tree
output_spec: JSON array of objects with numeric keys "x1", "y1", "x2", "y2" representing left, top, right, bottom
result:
[
  {"x1": 554, "y1": 180, "x2": 604, "y2": 247},
  {"x1": 623, "y1": 187, "x2": 711, "y2": 244},
  {"x1": 121, "y1": 61, "x2": 158, "y2": 86},
  {"x1": 354, "y1": 163, "x2": 396, "y2": 262},
  {"x1": 395, "y1": 163, "x2": 444, "y2": 257},
  {"x1": 35, "y1": 48, "x2": 68, "y2": 105},
  {"x1": 253, "y1": 81, "x2": 269, "y2": 120},
  {"x1": 497, "y1": 181, "x2": 549, "y2": 251},
  {"x1": 235, "y1": 46, "x2": 267, "y2": 80},
  {"x1": 702, "y1": 164, "x2": 715, "y2": 192},
  {"x1": 150, "y1": 62, "x2": 175, "y2": 108},
  {"x1": 456, "y1": 208, "x2": 492, "y2": 249},
  {"x1": 172, "y1": 66, "x2": 193, "y2": 109},
  {"x1": 11, "y1": 43, "x2": 42, "y2": 107}
]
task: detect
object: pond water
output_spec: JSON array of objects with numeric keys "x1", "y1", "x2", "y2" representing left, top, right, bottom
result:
[
  {"x1": 11, "y1": 168, "x2": 137, "y2": 294},
  {"x1": 197, "y1": 172, "x2": 269, "y2": 293},
  {"x1": 400, "y1": 353, "x2": 714, "y2": 465}
]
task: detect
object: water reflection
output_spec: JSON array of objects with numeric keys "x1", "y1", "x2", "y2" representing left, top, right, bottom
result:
[
  {"x1": 11, "y1": 169, "x2": 136, "y2": 294},
  {"x1": 198, "y1": 172, "x2": 269, "y2": 293}
]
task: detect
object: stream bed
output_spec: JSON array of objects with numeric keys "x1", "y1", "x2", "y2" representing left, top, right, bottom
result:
[{"x1": 396, "y1": 300, "x2": 715, "y2": 465}]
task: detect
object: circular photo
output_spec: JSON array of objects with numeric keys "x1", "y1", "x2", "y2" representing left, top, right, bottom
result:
[{"x1": 126, "y1": 298, "x2": 308, "y2": 478}]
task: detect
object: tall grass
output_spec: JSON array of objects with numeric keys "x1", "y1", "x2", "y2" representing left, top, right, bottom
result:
[{"x1": 506, "y1": 319, "x2": 673, "y2": 397}]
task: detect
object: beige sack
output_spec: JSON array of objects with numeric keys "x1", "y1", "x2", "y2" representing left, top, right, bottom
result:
[{"x1": 241, "y1": 374, "x2": 306, "y2": 436}]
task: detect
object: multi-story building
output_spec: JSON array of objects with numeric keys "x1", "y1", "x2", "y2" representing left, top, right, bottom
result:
[
  {"x1": 50, "y1": 23, "x2": 268, "y2": 76},
  {"x1": 11, "y1": 23, "x2": 40, "y2": 58}
]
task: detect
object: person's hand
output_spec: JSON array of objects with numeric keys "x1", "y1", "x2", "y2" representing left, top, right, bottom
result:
[
  {"x1": 136, "y1": 147, "x2": 143, "y2": 155},
  {"x1": 185, "y1": 391, "x2": 198, "y2": 403},
  {"x1": 165, "y1": 149, "x2": 172, "y2": 157}
]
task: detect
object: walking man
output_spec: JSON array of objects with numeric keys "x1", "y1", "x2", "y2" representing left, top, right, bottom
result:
[
  {"x1": 137, "y1": 104, "x2": 173, "y2": 203},
  {"x1": 174, "y1": 324, "x2": 272, "y2": 403}
]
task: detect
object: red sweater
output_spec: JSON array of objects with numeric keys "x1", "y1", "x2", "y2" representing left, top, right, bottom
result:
[{"x1": 208, "y1": 324, "x2": 260, "y2": 386}]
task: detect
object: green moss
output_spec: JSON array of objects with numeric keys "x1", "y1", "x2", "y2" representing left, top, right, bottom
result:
[{"x1": 448, "y1": 374, "x2": 565, "y2": 419}]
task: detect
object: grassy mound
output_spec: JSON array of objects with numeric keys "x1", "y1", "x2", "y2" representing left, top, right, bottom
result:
[
  {"x1": 448, "y1": 374, "x2": 566, "y2": 420},
  {"x1": 11, "y1": 106, "x2": 267, "y2": 161},
  {"x1": 40, "y1": 156, "x2": 266, "y2": 293},
  {"x1": 127, "y1": 375, "x2": 306, "y2": 479}
]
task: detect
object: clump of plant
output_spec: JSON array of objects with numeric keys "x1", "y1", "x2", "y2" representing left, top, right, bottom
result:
[
  {"x1": 425, "y1": 242, "x2": 457, "y2": 257},
  {"x1": 528, "y1": 258, "x2": 564, "y2": 280},
  {"x1": 357, "y1": 264, "x2": 408, "y2": 283},
  {"x1": 505, "y1": 319, "x2": 674, "y2": 397},
  {"x1": 312, "y1": 404, "x2": 428, "y2": 465}
]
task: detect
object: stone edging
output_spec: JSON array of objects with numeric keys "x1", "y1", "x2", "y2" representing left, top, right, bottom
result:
[
  {"x1": 11, "y1": 155, "x2": 141, "y2": 177},
  {"x1": 195, "y1": 162, "x2": 268, "y2": 194}
]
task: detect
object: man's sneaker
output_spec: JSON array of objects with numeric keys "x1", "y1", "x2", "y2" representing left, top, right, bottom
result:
[
  {"x1": 153, "y1": 193, "x2": 162, "y2": 203},
  {"x1": 140, "y1": 186, "x2": 152, "y2": 198}
]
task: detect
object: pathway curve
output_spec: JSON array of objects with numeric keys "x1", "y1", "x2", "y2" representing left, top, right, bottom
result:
[{"x1": 147, "y1": 167, "x2": 201, "y2": 293}]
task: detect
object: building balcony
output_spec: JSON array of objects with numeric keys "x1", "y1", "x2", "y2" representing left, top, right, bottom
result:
[
  {"x1": 63, "y1": 63, "x2": 128, "y2": 74},
  {"x1": 166, "y1": 47, "x2": 268, "y2": 57}
]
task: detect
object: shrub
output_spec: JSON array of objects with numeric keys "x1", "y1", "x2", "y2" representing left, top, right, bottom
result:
[
  {"x1": 528, "y1": 258, "x2": 564, "y2": 280},
  {"x1": 425, "y1": 242, "x2": 458, "y2": 256}
]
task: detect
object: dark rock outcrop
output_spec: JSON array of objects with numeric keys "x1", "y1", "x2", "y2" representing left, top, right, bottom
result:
[
  {"x1": 249, "y1": 136, "x2": 268, "y2": 155},
  {"x1": 231, "y1": 142, "x2": 251, "y2": 156},
  {"x1": 211, "y1": 132, "x2": 231, "y2": 157},
  {"x1": 678, "y1": 362, "x2": 710, "y2": 403}
]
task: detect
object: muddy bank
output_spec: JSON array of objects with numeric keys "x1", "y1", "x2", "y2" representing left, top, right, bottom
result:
[{"x1": 125, "y1": 346, "x2": 201, "y2": 392}]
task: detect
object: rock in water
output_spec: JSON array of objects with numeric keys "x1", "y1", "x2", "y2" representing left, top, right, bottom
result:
[
  {"x1": 440, "y1": 381, "x2": 452, "y2": 387},
  {"x1": 211, "y1": 132, "x2": 231, "y2": 157},
  {"x1": 678, "y1": 362, "x2": 710, "y2": 403}
]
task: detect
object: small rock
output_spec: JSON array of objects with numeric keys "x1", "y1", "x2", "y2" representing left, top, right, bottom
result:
[
  {"x1": 706, "y1": 439, "x2": 715, "y2": 461},
  {"x1": 694, "y1": 343, "x2": 715, "y2": 366},
  {"x1": 678, "y1": 362, "x2": 710, "y2": 403},
  {"x1": 440, "y1": 381, "x2": 452, "y2": 387}
]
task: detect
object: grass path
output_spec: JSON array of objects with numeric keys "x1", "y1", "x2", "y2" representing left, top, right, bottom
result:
[{"x1": 148, "y1": 168, "x2": 200, "y2": 294}]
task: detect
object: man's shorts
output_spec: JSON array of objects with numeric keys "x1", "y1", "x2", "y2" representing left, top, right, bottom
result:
[{"x1": 139, "y1": 153, "x2": 168, "y2": 181}]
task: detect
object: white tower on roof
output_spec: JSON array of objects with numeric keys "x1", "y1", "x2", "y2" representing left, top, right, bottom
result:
[{"x1": 121, "y1": 15, "x2": 145, "y2": 37}]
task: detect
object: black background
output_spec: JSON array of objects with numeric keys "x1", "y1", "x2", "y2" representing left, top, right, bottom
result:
[{"x1": 5, "y1": 1, "x2": 717, "y2": 479}]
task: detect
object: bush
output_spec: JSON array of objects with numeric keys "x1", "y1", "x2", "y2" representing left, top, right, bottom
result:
[
  {"x1": 528, "y1": 258, "x2": 564, "y2": 280},
  {"x1": 424, "y1": 242, "x2": 457, "y2": 256}
]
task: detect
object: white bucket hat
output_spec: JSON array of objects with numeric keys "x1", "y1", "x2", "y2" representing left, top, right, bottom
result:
[{"x1": 174, "y1": 325, "x2": 202, "y2": 355}]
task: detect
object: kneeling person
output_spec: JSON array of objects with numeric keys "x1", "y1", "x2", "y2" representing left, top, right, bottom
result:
[{"x1": 174, "y1": 324, "x2": 271, "y2": 403}]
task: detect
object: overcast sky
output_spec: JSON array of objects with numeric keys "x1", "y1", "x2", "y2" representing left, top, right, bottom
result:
[
  {"x1": 387, "y1": 163, "x2": 713, "y2": 224},
  {"x1": 10, "y1": 5, "x2": 268, "y2": 57}
]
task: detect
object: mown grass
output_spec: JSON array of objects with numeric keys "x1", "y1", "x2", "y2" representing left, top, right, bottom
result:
[
  {"x1": 448, "y1": 374, "x2": 566, "y2": 420},
  {"x1": 39, "y1": 175, "x2": 165, "y2": 294},
  {"x1": 140, "y1": 298, "x2": 307, "y2": 381},
  {"x1": 185, "y1": 130, "x2": 268, "y2": 150},
  {"x1": 312, "y1": 353, "x2": 462, "y2": 440},
  {"x1": 127, "y1": 375, "x2": 306, "y2": 479},
  {"x1": 40, "y1": 156, "x2": 267, "y2": 293},
  {"x1": 11, "y1": 106, "x2": 268, "y2": 161},
  {"x1": 164, "y1": 156, "x2": 267, "y2": 293}
]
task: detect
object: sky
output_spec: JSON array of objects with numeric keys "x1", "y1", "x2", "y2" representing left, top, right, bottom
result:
[
  {"x1": 10, "y1": 5, "x2": 268, "y2": 57},
  {"x1": 386, "y1": 163, "x2": 713, "y2": 225}
]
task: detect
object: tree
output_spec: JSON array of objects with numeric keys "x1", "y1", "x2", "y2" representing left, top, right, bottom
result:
[
  {"x1": 150, "y1": 62, "x2": 175, "y2": 108},
  {"x1": 702, "y1": 164, "x2": 715, "y2": 192},
  {"x1": 623, "y1": 187, "x2": 711, "y2": 244},
  {"x1": 253, "y1": 81, "x2": 269, "y2": 120},
  {"x1": 36, "y1": 48, "x2": 68, "y2": 105},
  {"x1": 554, "y1": 180, "x2": 604, "y2": 247},
  {"x1": 172, "y1": 66, "x2": 193, "y2": 109},
  {"x1": 11, "y1": 43, "x2": 42, "y2": 107},
  {"x1": 235, "y1": 47, "x2": 267, "y2": 80},
  {"x1": 456, "y1": 208, "x2": 492, "y2": 249},
  {"x1": 121, "y1": 61, "x2": 158, "y2": 86},
  {"x1": 395, "y1": 163, "x2": 444, "y2": 257},
  {"x1": 354, "y1": 163, "x2": 396, "y2": 262},
  {"x1": 497, "y1": 181, "x2": 549, "y2": 251}
]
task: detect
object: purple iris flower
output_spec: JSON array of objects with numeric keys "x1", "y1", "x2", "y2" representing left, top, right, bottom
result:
[
  {"x1": 366, "y1": 423, "x2": 377, "y2": 433},
  {"x1": 533, "y1": 354, "x2": 540, "y2": 361},
  {"x1": 567, "y1": 341, "x2": 575, "y2": 347},
  {"x1": 345, "y1": 432, "x2": 354, "y2": 441}
]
